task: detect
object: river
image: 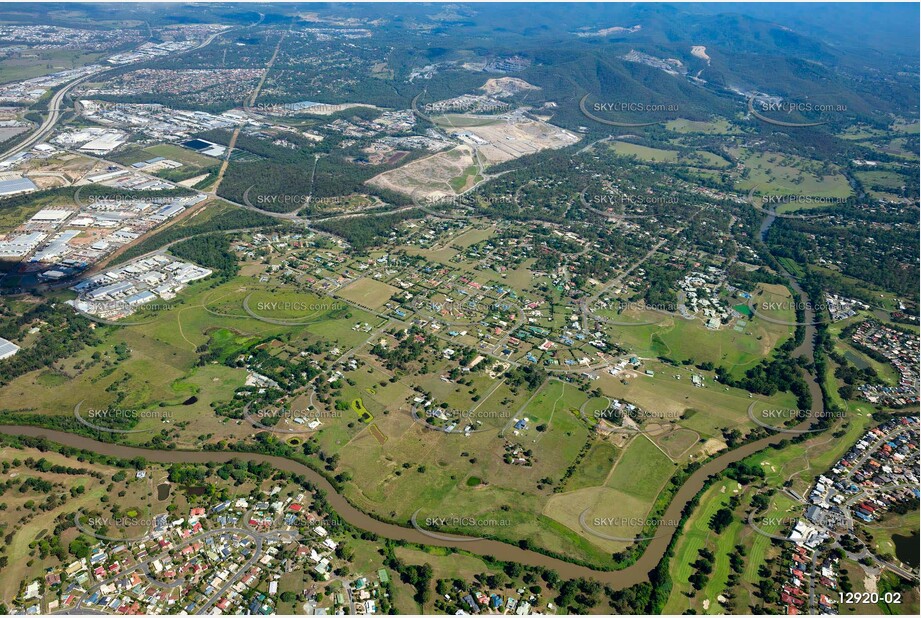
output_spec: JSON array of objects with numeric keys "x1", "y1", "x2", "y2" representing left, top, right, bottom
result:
[
  {"x1": 0, "y1": 213, "x2": 828, "y2": 588},
  {"x1": 0, "y1": 414, "x2": 820, "y2": 588}
]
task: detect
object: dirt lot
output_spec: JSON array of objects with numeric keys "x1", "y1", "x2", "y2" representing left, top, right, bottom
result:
[
  {"x1": 462, "y1": 118, "x2": 581, "y2": 164},
  {"x1": 366, "y1": 145, "x2": 476, "y2": 200},
  {"x1": 479, "y1": 77, "x2": 540, "y2": 97},
  {"x1": 367, "y1": 115, "x2": 579, "y2": 198}
]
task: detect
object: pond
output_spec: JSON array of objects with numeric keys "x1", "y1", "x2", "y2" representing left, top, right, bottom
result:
[{"x1": 892, "y1": 531, "x2": 920, "y2": 568}]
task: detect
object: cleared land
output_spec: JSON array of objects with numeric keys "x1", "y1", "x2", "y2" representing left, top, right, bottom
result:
[
  {"x1": 456, "y1": 117, "x2": 580, "y2": 164},
  {"x1": 337, "y1": 277, "x2": 400, "y2": 310},
  {"x1": 367, "y1": 145, "x2": 477, "y2": 200}
]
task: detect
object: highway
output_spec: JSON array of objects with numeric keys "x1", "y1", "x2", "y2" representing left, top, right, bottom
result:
[
  {"x1": 1, "y1": 24, "x2": 234, "y2": 163},
  {"x1": 0, "y1": 69, "x2": 102, "y2": 162}
]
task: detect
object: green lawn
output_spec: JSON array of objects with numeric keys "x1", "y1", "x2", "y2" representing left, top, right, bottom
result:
[
  {"x1": 608, "y1": 141, "x2": 731, "y2": 168},
  {"x1": 605, "y1": 435, "x2": 676, "y2": 502},
  {"x1": 732, "y1": 149, "x2": 853, "y2": 208},
  {"x1": 564, "y1": 441, "x2": 619, "y2": 491},
  {"x1": 666, "y1": 118, "x2": 741, "y2": 135},
  {"x1": 664, "y1": 478, "x2": 748, "y2": 614}
]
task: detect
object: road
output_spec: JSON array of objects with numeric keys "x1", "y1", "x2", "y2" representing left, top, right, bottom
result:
[
  {"x1": 0, "y1": 69, "x2": 100, "y2": 161},
  {"x1": 0, "y1": 181, "x2": 845, "y2": 593},
  {"x1": 1, "y1": 25, "x2": 232, "y2": 164},
  {"x1": 74, "y1": 527, "x2": 263, "y2": 613},
  {"x1": 210, "y1": 26, "x2": 288, "y2": 196}
]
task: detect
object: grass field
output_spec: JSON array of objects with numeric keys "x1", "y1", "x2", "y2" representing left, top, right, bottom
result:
[
  {"x1": 731, "y1": 149, "x2": 853, "y2": 206},
  {"x1": 337, "y1": 278, "x2": 400, "y2": 310},
  {"x1": 394, "y1": 546, "x2": 493, "y2": 582},
  {"x1": 0, "y1": 49, "x2": 106, "y2": 84},
  {"x1": 664, "y1": 478, "x2": 752, "y2": 614},
  {"x1": 599, "y1": 283, "x2": 793, "y2": 377},
  {"x1": 114, "y1": 143, "x2": 220, "y2": 169},
  {"x1": 0, "y1": 277, "x2": 376, "y2": 447},
  {"x1": 608, "y1": 141, "x2": 730, "y2": 168},
  {"x1": 449, "y1": 165, "x2": 482, "y2": 193},
  {"x1": 605, "y1": 435, "x2": 676, "y2": 501},
  {"x1": 334, "y1": 379, "x2": 629, "y2": 568},
  {"x1": 594, "y1": 361, "x2": 799, "y2": 457},
  {"x1": 545, "y1": 433, "x2": 676, "y2": 552},
  {"x1": 144, "y1": 143, "x2": 221, "y2": 167},
  {"x1": 665, "y1": 118, "x2": 740, "y2": 135},
  {"x1": 653, "y1": 427, "x2": 701, "y2": 459},
  {"x1": 0, "y1": 447, "x2": 155, "y2": 601},
  {"x1": 881, "y1": 137, "x2": 919, "y2": 160},
  {"x1": 869, "y1": 510, "x2": 920, "y2": 562},
  {"x1": 564, "y1": 441, "x2": 620, "y2": 491}
]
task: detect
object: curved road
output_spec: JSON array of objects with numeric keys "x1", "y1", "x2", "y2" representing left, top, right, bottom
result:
[
  {"x1": 2, "y1": 105, "x2": 838, "y2": 591},
  {"x1": 0, "y1": 70, "x2": 99, "y2": 161},
  {"x1": 1, "y1": 25, "x2": 235, "y2": 162}
]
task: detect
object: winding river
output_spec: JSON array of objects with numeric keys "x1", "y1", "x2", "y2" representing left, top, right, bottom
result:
[
  {"x1": 0, "y1": 212, "x2": 827, "y2": 588},
  {"x1": 0, "y1": 411, "x2": 819, "y2": 588}
]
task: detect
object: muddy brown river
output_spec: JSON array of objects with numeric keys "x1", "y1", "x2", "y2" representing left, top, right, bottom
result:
[
  {"x1": 0, "y1": 416, "x2": 818, "y2": 588},
  {"x1": 1, "y1": 240, "x2": 826, "y2": 587}
]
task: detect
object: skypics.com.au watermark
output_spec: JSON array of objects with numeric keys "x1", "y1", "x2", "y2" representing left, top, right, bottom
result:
[
  {"x1": 579, "y1": 94, "x2": 679, "y2": 127},
  {"x1": 747, "y1": 296, "x2": 828, "y2": 327},
  {"x1": 409, "y1": 190, "x2": 515, "y2": 221},
  {"x1": 592, "y1": 406, "x2": 682, "y2": 434},
  {"x1": 73, "y1": 185, "x2": 181, "y2": 210},
  {"x1": 254, "y1": 194, "x2": 311, "y2": 208},
  {"x1": 87, "y1": 101, "x2": 173, "y2": 114},
  {"x1": 747, "y1": 403, "x2": 847, "y2": 434},
  {"x1": 74, "y1": 511, "x2": 157, "y2": 543},
  {"x1": 579, "y1": 510, "x2": 681, "y2": 541},
  {"x1": 579, "y1": 187, "x2": 676, "y2": 220},
  {"x1": 245, "y1": 407, "x2": 343, "y2": 434},
  {"x1": 746, "y1": 513, "x2": 803, "y2": 543},
  {"x1": 410, "y1": 509, "x2": 509, "y2": 542},
  {"x1": 245, "y1": 101, "x2": 349, "y2": 116},
  {"x1": 416, "y1": 406, "x2": 513, "y2": 435},
  {"x1": 748, "y1": 93, "x2": 847, "y2": 128},
  {"x1": 252, "y1": 300, "x2": 344, "y2": 313},
  {"x1": 422, "y1": 100, "x2": 511, "y2": 115},
  {"x1": 423, "y1": 516, "x2": 511, "y2": 528},
  {"x1": 591, "y1": 193, "x2": 679, "y2": 208},
  {"x1": 747, "y1": 185, "x2": 849, "y2": 221},
  {"x1": 74, "y1": 402, "x2": 174, "y2": 434},
  {"x1": 242, "y1": 293, "x2": 345, "y2": 326},
  {"x1": 72, "y1": 299, "x2": 175, "y2": 327}
]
